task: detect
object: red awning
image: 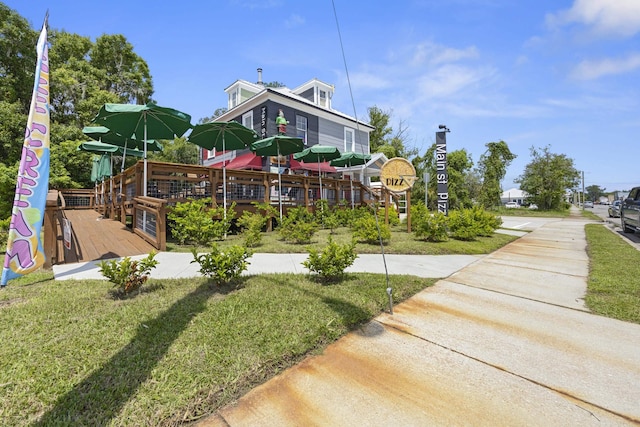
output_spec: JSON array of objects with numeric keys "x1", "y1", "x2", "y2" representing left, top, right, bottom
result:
[
  {"x1": 210, "y1": 152, "x2": 263, "y2": 170},
  {"x1": 289, "y1": 159, "x2": 337, "y2": 174}
]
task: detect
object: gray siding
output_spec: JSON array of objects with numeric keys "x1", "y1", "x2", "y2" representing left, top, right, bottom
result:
[{"x1": 318, "y1": 117, "x2": 369, "y2": 153}]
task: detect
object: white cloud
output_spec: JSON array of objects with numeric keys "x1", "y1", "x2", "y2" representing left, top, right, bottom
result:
[
  {"x1": 418, "y1": 64, "x2": 489, "y2": 98},
  {"x1": 570, "y1": 53, "x2": 640, "y2": 79},
  {"x1": 547, "y1": 0, "x2": 640, "y2": 37},
  {"x1": 411, "y1": 42, "x2": 479, "y2": 66},
  {"x1": 285, "y1": 14, "x2": 305, "y2": 29}
]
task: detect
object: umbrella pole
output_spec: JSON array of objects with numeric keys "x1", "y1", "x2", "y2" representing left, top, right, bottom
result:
[
  {"x1": 142, "y1": 115, "x2": 148, "y2": 233},
  {"x1": 222, "y1": 136, "x2": 227, "y2": 239},
  {"x1": 278, "y1": 145, "x2": 283, "y2": 223}
]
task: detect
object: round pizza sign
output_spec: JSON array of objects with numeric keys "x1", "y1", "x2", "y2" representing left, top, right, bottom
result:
[{"x1": 380, "y1": 157, "x2": 417, "y2": 193}]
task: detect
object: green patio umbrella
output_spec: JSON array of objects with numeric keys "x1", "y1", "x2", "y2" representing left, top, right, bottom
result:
[
  {"x1": 91, "y1": 103, "x2": 192, "y2": 196},
  {"x1": 251, "y1": 135, "x2": 304, "y2": 221},
  {"x1": 188, "y1": 121, "x2": 258, "y2": 215},
  {"x1": 331, "y1": 152, "x2": 371, "y2": 207},
  {"x1": 91, "y1": 154, "x2": 112, "y2": 183},
  {"x1": 294, "y1": 145, "x2": 341, "y2": 198},
  {"x1": 329, "y1": 152, "x2": 371, "y2": 168},
  {"x1": 78, "y1": 140, "x2": 145, "y2": 158},
  {"x1": 82, "y1": 125, "x2": 162, "y2": 173}
]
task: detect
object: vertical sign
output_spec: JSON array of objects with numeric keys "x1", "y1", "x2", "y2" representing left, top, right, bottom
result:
[
  {"x1": 435, "y1": 131, "x2": 448, "y2": 215},
  {"x1": 260, "y1": 105, "x2": 267, "y2": 139},
  {"x1": 1, "y1": 16, "x2": 50, "y2": 287}
]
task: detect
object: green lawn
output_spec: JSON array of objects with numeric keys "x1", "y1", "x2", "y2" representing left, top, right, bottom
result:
[
  {"x1": 167, "y1": 224, "x2": 519, "y2": 255},
  {"x1": 585, "y1": 224, "x2": 640, "y2": 323}
]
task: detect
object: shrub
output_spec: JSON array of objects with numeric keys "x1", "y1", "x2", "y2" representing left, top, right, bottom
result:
[
  {"x1": 413, "y1": 210, "x2": 449, "y2": 242},
  {"x1": 191, "y1": 244, "x2": 252, "y2": 286},
  {"x1": 468, "y1": 206, "x2": 502, "y2": 236},
  {"x1": 168, "y1": 199, "x2": 235, "y2": 245},
  {"x1": 323, "y1": 213, "x2": 340, "y2": 234},
  {"x1": 0, "y1": 217, "x2": 9, "y2": 253},
  {"x1": 99, "y1": 252, "x2": 158, "y2": 296},
  {"x1": 303, "y1": 236, "x2": 358, "y2": 282},
  {"x1": 279, "y1": 206, "x2": 318, "y2": 244},
  {"x1": 236, "y1": 211, "x2": 266, "y2": 247},
  {"x1": 252, "y1": 201, "x2": 278, "y2": 229},
  {"x1": 379, "y1": 204, "x2": 400, "y2": 226},
  {"x1": 314, "y1": 199, "x2": 330, "y2": 225},
  {"x1": 352, "y1": 213, "x2": 391, "y2": 244},
  {"x1": 448, "y1": 208, "x2": 482, "y2": 241}
]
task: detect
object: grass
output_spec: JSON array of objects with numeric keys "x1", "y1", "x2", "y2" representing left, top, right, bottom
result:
[
  {"x1": 492, "y1": 207, "x2": 571, "y2": 217},
  {"x1": 585, "y1": 224, "x2": 640, "y2": 323},
  {"x1": 0, "y1": 270, "x2": 433, "y2": 426},
  {"x1": 166, "y1": 225, "x2": 519, "y2": 255}
]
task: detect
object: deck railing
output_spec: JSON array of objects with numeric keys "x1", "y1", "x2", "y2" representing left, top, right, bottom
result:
[{"x1": 47, "y1": 160, "x2": 387, "y2": 263}]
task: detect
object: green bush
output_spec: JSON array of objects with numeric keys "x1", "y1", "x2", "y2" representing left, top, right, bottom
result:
[
  {"x1": 191, "y1": 244, "x2": 252, "y2": 286},
  {"x1": 448, "y1": 208, "x2": 482, "y2": 241},
  {"x1": 252, "y1": 201, "x2": 278, "y2": 229},
  {"x1": 468, "y1": 206, "x2": 502, "y2": 236},
  {"x1": 352, "y1": 213, "x2": 391, "y2": 244},
  {"x1": 168, "y1": 199, "x2": 235, "y2": 245},
  {"x1": 0, "y1": 217, "x2": 9, "y2": 253},
  {"x1": 379, "y1": 204, "x2": 400, "y2": 226},
  {"x1": 99, "y1": 252, "x2": 158, "y2": 296},
  {"x1": 314, "y1": 199, "x2": 330, "y2": 225},
  {"x1": 279, "y1": 206, "x2": 319, "y2": 244},
  {"x1": 303, "y1": 236, "x2": 358, "y2": 282},
  {"x1": 237, "y1": 211, "x2": 266, "y2": 247},
  {"x1": 413, "y1": 210, "x2": 449, "y2": 242}
]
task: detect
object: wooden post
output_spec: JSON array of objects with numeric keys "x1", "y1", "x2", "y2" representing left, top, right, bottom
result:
[
  {"x1": 406, "y1": 189, "x2": 412, "y2": 233},
  {"x1": 384, "y1": 189, "x2": 390, "y2": 225},
  {"x1": 43, "y1": 191, "x2": 59, "y2": 268}
]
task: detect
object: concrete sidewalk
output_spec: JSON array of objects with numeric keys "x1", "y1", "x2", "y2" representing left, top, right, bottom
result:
[
  {"x1": 196, "y1": 217, "x2": 640, "y2": 426},
  {"x1": 52, "y1": 252, "x2": 485, "y2": 281}
]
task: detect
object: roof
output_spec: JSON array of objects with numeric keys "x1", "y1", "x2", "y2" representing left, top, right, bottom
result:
[
  {"x1": 289, "y1": 159, "x2": 337, "y2": 174},
  {"x1": 210, "y1": 152, "x2": 263, "y2": 170},
  {"x1": 336, "y1": 152, "x2": 389, "y2": 177},
  {"x1": 501, "y1": 188, "x2": 528, "y2": 199}
]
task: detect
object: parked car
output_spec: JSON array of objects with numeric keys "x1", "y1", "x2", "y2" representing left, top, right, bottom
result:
[
  {"x1": 505, "y1": 201, "x2": 520, "y2": 208},
  {"x1": 608, "y1": 200, "x2": 622, "y2": 218},
  {"x1": 621, "y1": 187, "x2": 640, "y2": 233},
  {"x1": 584, "y1": 201, "x2": 594, "y2": 208},
  {"x1": 528, "y1": 204, "x2": 538, "y2": 210}
]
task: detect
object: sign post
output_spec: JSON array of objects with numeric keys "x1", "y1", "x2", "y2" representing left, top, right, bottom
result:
[{"x1": 436, "y1": 125, "x2": 450, "y2": 215}]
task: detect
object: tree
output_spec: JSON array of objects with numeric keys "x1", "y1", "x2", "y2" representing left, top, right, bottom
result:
[
  {"x1": 264, "y1": 81, "x2": 285, "y2": 88},
  {"x1": 477, "y1": 140, "x2": 516, "y2": 209},
  {"x1": 515, "y1": 146, "x2": 580, "y2": 210},
  {"x1": 153, "y1": 137, "x2": 200, "y2": 165},
  {"x1": 367, "y1": 106, "x2": 392, "y2": 154},
  {"x1": 199, "y1": 107, "x2": 228, "y2": 124},
  {"x1": 416, "y1": 144, "x2": 475, "y2": 210},
  {"x1": 0, "y1": 4, "x2": 37, "y2": 112},
  {"x1": 586, "y1": 185, "x2": 605, "y2": 202}
]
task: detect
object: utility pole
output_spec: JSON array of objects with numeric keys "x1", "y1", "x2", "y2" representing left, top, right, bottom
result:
[{"x1": 582, "y1": 170, "x2": 585, "y2": 209}]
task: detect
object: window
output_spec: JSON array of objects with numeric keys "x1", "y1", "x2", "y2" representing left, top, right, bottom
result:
[
  {"x1": 319, "y1": 90, "x2": 327, "y2": 107},
  {"x1": 242, "y1": 111, "x2": 254, "y2": 131},
  {"x1": 296, "y1": 115, "x2": 308, "y2": 144},
  {"x1": 231, "y1": 91, "x2": 237, "y2": 108},
  {"x1": 344, "y1": 128, "x2": 355, "y2": 152},
  {"x1": 208, "y1": 148, "x2": 216, "y2": 158}
]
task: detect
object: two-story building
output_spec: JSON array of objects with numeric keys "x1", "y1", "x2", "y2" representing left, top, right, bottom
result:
[{"x1": 203, "y1": 69, "x2": 378, "y2": 179}]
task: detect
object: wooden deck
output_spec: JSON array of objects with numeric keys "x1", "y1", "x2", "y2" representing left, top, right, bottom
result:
[{"x1": 57, "y1": 209, "x2": 156, "y2": 264}]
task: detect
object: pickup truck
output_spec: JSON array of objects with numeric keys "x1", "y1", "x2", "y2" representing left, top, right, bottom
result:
[{"x1": 621, "y1": 186, "x2": 640, "y2": 233}]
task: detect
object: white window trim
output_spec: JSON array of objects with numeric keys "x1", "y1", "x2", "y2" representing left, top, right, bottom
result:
[
  {"x1": 242, "y1": 111, "x2": 254, "y2": 131},
  {"x1": 296, "y1": 114, "x2": 308, "y2": 144},
  {"x1": 344, "y1": 127, "x2": 355, "y2": 152}
]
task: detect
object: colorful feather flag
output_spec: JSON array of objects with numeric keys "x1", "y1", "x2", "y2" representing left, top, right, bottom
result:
[{"x1": 1, "y1": 15, "x2": 51, "y2": 287}]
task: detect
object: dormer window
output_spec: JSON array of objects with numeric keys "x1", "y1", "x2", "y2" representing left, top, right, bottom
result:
[
  {"x1": 231, "y1": 92, "x2": 237, "y2": 109},
  {"x1": 319, "y1": 90, "x2": 327, "y2": 108}
]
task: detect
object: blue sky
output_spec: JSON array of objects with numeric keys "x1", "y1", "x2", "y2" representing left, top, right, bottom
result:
[{"x1": 6, "y1": 0, "x2": 640, "y2": 192}]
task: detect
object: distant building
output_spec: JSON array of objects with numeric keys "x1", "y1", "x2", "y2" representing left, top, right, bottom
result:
[
  {"x1": 203, "y1": 69, "x2": 377, "y2": 180},
  {"x1": 500, "y1": 188, "x2": 528, "y2": 205}
]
